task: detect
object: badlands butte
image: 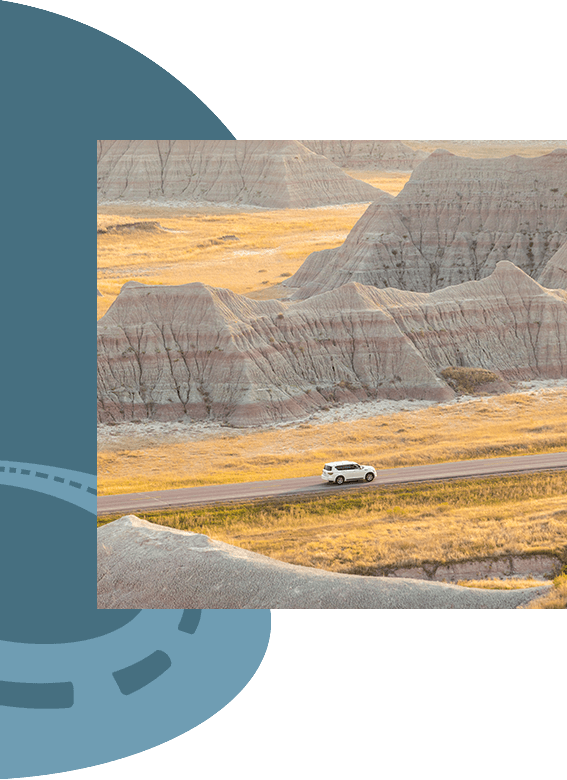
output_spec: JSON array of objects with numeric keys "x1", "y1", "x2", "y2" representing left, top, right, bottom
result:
[
  {"x1": 98, "y1": 141, "x2": 567, "y2": 427},
  {"x1": 97, "y1": 262, "x2": 566, "y2": 426}
]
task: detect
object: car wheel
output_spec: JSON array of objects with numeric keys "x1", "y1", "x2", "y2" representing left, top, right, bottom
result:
[
  {"x1": 335, "y1": 475, "x2": 345, "y2": 485},
  {"x1": 365, "y1": 472, "x2": 375, "y2": 482}
]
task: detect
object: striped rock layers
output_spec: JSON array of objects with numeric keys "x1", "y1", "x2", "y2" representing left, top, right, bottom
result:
[
  {"x1": 96, "y1": 140, "x2": 384, "y2": 208},
  {"x1": 97, "y1": 262, "x2": 567, "y2": 426}
]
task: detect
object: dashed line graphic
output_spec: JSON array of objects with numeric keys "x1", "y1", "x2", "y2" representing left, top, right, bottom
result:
[
  {"x1": 0, "y1": 460, "x2": 96, "y2": 513},
  {"x1": 113, "y1": 650, "x2": 172, "y2": 696},
  {"x1": 0, "y1": 680, "x2": 74, "y2": 710},
  {"x1": 178, "y1": 609, "x2": 201, "y2": 634},
  {"x1": 109, "y1": 613, "x2": 203, "y2": 698}
]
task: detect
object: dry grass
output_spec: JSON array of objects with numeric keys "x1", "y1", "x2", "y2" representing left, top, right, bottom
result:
[
  {"x1": 440, "y1": 367, "x2": 502, "y2": 394},
  {"x1": 97, "y1": 385, "x2": 567, "y2": 495},
  {"x1": 457, "y1": 578, "x2": 549, "y2": 590},
  {"x1": 520, "y1": 572, "x2": 567, "y2": 608},
  {"x1": 97, "y1": 472, "x2": 567, "y2": 579},
  {"x1": 343, "y1": 170, "x2": 411, "y2": 195}
]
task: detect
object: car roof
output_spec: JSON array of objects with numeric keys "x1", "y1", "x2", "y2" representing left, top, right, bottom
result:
[{"x1": 325, "y1": 460, "x2": 358, "y2": 466}]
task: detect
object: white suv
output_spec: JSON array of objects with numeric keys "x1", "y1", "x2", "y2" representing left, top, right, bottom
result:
[{"x1": 321, "y1": 461, "x2": 376, "y2": 485}]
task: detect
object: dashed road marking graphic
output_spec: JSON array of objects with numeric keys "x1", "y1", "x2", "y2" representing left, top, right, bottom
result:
[
  {"x1": 0, "y1": 460, "x2": 96, "y2": 513},
  {"x1": 113, "y1": 650, "x2": 172, "y2": 696},
  {"x1": 0, "y1": 680, "x2": 74, "y2": 709}
]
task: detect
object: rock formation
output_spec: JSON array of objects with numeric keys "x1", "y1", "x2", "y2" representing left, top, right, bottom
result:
[
  {"x1": 284, "y1": 149, "x2": 567, "y2": 298},
  {"x1": 97, "y1": 140, "x2": 385, "y2": 208},
  {"x1": 538, "y1": 241, "x2": 567, "y2": 290},
  {"x1": 407, "y1": 140, "x2": 567, "y2": 150},
  {"x1": 97, "y1": 262, "x2": 567, "y2": 426},
  {"x1": 300, "y1": 140, "x2": 428, "y2": 170}
]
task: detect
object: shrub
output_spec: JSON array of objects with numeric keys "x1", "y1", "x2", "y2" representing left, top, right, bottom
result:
[{"x1": 440, "y1": 366, "x2": 501, "y2": 394}]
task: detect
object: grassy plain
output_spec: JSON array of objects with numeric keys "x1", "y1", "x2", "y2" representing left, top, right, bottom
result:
[
  {"x1": 97, "y1": 203, "x2": 367, "y2": 318},
  {"x1": 97, "y1": 385, "x2": 567, "y2": 495}
]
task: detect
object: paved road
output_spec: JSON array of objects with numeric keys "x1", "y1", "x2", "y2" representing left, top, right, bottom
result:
[{"x1": 97, "y1": 451, "x2": 567, "y2": 516}]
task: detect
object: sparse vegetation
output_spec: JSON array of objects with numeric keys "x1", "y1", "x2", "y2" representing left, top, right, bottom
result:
[
  {"x1": 457, "y1": 578, "x2": 549, "y2": 590},
  {"x1": 520, "y1": 571, "x2": 567, "y2": 608},
  {"x1": 440, "y1": 367, "x2": 502, "y2": 394}
]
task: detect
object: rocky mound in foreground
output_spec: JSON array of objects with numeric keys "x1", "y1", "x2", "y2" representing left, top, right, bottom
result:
[
  {"x1": 97, "y1": 140, "x2": 385, "y2": 208},
  {"x1": 97, "y1": 516, "x2": 549, "y2": 609},
  {"x1": 284, "y1": 149, "x2": 567, "y2": 297},
  {"x1": 299, "y1": 140, "x2": 428, "y2": 170},
  {"x1": 97, "y1": 262, "x2": 567, "y2": 426}
]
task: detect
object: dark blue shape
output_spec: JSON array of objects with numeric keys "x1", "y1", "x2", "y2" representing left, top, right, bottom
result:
[
  {"x1": 178, "y1": 610, "x2": 202, "y2": 634},
  {"x1": 0, "y1": 2, "x2": 233, "y2": 474},
  {"x1": 113, "y1": 650, "x2": 172, "y2": 695},
  {"x1": 0, "y1": 681, "x2": 74, "y2": 710}
]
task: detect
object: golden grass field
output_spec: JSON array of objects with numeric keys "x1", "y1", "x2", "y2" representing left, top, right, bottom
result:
[
  {"x1": 97, "y1": 154, "x2": 567, "y2": 607},
  {"x1": 97, "y1": 384, "x2": 567, "y2": 495}
]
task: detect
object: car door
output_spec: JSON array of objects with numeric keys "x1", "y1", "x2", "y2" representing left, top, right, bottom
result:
[{"x1": 350, "y1": 463, "x2": 364, "y2": 480}]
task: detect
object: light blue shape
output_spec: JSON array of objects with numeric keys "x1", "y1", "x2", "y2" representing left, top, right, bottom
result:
[{"x1": 0, "y1": 609, "x2": 271, "y2": 778}]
